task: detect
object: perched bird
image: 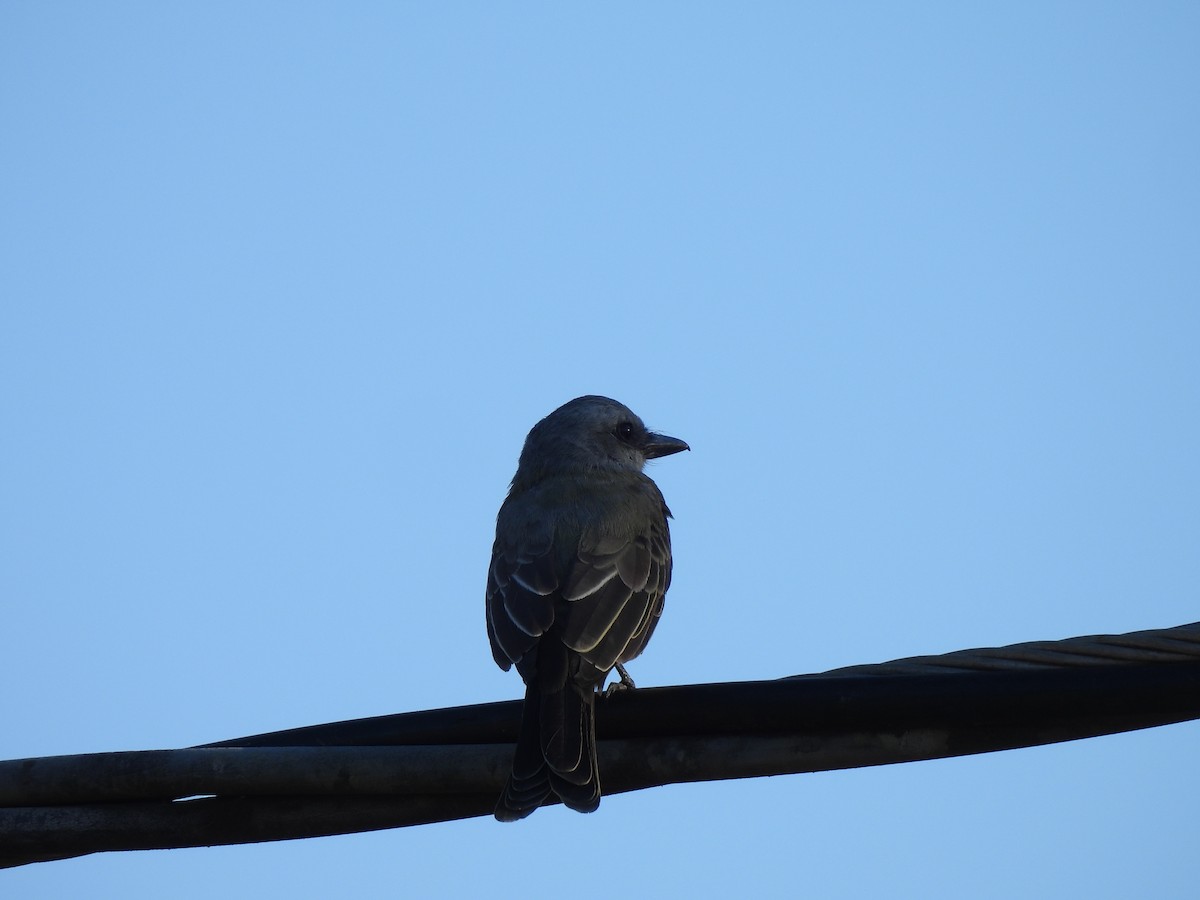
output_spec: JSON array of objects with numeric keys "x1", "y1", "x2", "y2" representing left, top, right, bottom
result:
[{"x1": 486, "y1": 395, "x2": 689, "y2": 821}]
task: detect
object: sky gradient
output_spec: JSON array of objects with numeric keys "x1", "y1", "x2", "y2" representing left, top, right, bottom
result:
[{"x1": 3, "y1": 4, "x2": 1199, "y2": 898}]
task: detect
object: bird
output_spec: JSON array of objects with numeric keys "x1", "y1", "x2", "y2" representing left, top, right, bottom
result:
[{"x1": 486, "y1": 395, "x2": 689, "y2": 821}]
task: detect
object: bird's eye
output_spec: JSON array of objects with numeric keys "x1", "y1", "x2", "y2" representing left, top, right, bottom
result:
[{"x1": 614, "y1": 422, "x2": 635, "y2": 442}]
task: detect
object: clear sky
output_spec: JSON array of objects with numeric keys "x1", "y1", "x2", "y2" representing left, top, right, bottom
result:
[{"x1": 3, "y1": 3, "x2": 1198, "y2": 898}]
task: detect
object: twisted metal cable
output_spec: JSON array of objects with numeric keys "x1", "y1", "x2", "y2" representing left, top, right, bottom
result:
[
  {"x1": 3, "y1": 620, "x2": 1198, "y2": 867},
  {"x1": 819, "y1": 621, "x2": 1200, "y2": 676}
]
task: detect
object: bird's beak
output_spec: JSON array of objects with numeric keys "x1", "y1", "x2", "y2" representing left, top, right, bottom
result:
[{"x1": 643, "y1": 432, "x2": 690, "y2": 459}]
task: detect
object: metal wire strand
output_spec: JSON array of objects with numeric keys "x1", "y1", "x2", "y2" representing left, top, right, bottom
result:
[{"x1": 818, "y1": 622, "x2": 1200, "y2": 676}]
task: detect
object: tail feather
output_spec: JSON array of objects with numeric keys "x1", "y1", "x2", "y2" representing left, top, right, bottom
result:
[
  {"x1": 494, "y1": 648, "x2": 602, "y2": 821},
  {"x1": 541, "y1": 679, "x2": 593, "y2": 785},
  {"x1": 495, "y1": 684, "x2": 553, "y2": 821},
  {"x1": 548, "y1": 688, "x2": 600, "y2": 812}
]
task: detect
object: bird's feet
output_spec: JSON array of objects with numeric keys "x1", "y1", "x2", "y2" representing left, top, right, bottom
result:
[{"x1": 603, "y1": 663, "x2": 637, "y2": 697}]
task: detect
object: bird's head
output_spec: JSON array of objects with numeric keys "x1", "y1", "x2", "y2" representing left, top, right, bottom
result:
[{"x1": 513, "y1": 395, "x2": 689, "y2": 487}]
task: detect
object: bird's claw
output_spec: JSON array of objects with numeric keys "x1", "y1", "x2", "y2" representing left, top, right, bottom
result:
[{"x1": 604, "y1": 663, "x2": 637, "y2": 697}]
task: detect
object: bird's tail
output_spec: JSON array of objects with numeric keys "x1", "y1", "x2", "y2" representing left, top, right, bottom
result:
[{"x1": 494, "y1": 649, "x2": 601, "y2": 821}]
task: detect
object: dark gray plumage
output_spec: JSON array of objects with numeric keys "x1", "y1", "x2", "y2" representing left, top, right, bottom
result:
[{"x1": 486, "y1": 395, "x2": 688, "y2": 821}]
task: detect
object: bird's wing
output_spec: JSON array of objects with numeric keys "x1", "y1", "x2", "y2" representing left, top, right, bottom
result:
[
  {"x1": 558, "y1": 515, "x2": 672, "y2": 673},
  {"x1": 486, "y1": 514, "x2": 559, "y2": 672}
]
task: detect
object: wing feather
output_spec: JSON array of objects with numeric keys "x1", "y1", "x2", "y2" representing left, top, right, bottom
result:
[
  {"x1": 486, "y1": 518, "x2": 558, "y2": 669},
  {"x1": 559, "y1": 518, "x2": 672, "y2": 671}
]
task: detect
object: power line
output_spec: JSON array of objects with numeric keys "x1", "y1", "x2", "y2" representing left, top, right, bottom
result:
[{"x1": 3, "y1": 621, "x2": 1198, "y2": 868}]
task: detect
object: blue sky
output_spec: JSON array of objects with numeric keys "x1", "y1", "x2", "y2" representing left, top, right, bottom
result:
[{"x1": 3, "y1": 3, "x2": 1198, "y2": 897}]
